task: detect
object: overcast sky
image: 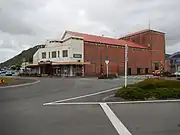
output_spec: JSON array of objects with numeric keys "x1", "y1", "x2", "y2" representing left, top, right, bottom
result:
[{"x1": 0, "y1": 0, "x2": 180, "y2": 63}]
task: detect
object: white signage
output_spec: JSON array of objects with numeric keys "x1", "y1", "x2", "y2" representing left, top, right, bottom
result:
[{"x1": 105, "y1": 60, "x2": 109, "y2": 65}]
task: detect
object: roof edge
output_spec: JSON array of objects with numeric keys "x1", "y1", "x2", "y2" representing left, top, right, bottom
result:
[{"x1": 120, "y1": 29, "x2": 165, "y2": 39}]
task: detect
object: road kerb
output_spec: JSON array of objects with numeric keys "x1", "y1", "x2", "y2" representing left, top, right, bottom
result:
[{"x1": 0, "y1": 79, "x2": 40, "y2": 89}]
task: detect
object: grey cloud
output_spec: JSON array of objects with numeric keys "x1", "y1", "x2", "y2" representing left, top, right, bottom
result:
[
  {"x1": 0, "y1": 13, "x2": 35, "y2": 35},
  {"x1": 1, "y1": 0, "x2": 180, "y2": 62},
  {"x1": 0, "y1": 0, "x2": 48, "y2": 35}
]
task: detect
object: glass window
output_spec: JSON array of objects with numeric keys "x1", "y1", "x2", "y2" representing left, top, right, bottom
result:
[
  {"x1": 49, "y1": 52, "x2": 51, "y2": 58},
  {"x1": 52, "y1": 51, "x2": 56, "y2": 58},
  {"x1": 42, "y1": 52, "x2": 46, "y2": 59},
  {"x1": 63, "y1": 50, "x2": 68, "y2": 57},
  {"x1": 58, "y1": 51, "x2": 60, "y2": 57}
]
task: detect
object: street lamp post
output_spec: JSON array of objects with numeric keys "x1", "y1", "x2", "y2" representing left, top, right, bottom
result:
[
  {"x1": 100, "y1": 50, "x2": 103, "y2": 74},
  {"x1": 125, "y1": 44, "x2": 128, "y2": 87},
  {"x1": 105, "y1": 60, "x2": 109, "y2": 78}
]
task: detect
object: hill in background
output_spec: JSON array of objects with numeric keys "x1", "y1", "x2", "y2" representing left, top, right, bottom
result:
[
  {"x1": 0, "y1": 45, "x2": 172, "y2": 69},
  {"x1": 165, "y1": 54, "x2": 171, "y2": 60},
  {"x1": 0, "y1": 45, "x2": 45, "y2": 68}
]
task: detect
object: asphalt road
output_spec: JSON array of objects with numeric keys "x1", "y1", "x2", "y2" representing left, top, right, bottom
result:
[{"x1": 0, "y1": 77, "x2": 180, "y2": 135}]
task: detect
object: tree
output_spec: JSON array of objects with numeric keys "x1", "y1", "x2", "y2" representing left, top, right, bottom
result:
[{"x1": 10, "y1": 65, "x2": 16, "y2": 70}]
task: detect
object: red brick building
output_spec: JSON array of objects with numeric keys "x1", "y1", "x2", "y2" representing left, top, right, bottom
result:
[
  {"x1": 65, "y1": 29, "x2": 165, "y2": 76},
  {"x1": 30, "y1": 29, "x2": 165, "y2": 77}
]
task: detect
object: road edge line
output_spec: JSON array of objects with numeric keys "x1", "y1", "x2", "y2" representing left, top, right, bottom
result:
[
  {"x1": 44, "y1": 102, "x2": 101, "y2": 106},
  {"x1": 43, "y1": 86, "x2": 121, "y2": 105},
  {"x1": 106, "y1": 99, "x2": 180, "y2": 104},
  {"x1": 102, "y1": 94, "x2": 115, "y2": 101},
  {"x1": 0, "y1": 80, "x2": 40, "y2": 89}
]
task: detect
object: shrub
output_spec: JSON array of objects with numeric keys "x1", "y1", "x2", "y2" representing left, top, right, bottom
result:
[
  {"x1": 115, "y1": 87, "x2": 149, "y2": 100},
  {"x1": 151, "y1": 88, "x2": 174, "y2": 99},
  {"x1": 115, "y1": 79, "x2": 180, "y2": 100},
  {"x1": 98, "y1": 74, "x2": 117, "y2": 79},
  {"x1": 161, "y1": 71, "x2": 172, "y2": 77},
  {"x1": 137, "y1": 79, "x2": 180, "y2": 88}
]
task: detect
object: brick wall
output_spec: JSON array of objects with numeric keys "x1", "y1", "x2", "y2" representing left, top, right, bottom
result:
[
  {"x1": 84, "y1": 42, "x2": 124, "y2": 76},
  {"x1": 84, "y1": 42, "x2": 152, "y2": 76},
  {"x1": 83, "y1": 30, "x2": 165, "y2": 76},
  {"x1": 121, "y1": 30, "x2": 165, "y2": 71}
]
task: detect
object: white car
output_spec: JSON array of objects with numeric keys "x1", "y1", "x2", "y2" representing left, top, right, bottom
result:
[{"x1": 174, "y1": 71, "x2": 180, "y2": 76}]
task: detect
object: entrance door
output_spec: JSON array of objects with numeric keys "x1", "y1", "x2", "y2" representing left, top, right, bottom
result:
[
  {"x1": 128, "y1": 68, "x2": 131, "y2": 75},
  {"x1": 73, "y1": 65, "x2": 83, "y2": 76},
  {"x1": 145, "y1": 68, "x2": 149, "y2": 74},
  {"x1": 137, "y1": 68, "x2": 141, "y2": 75}
]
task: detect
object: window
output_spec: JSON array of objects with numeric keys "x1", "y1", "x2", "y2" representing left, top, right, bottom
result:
[
  {"x1": 58, "y1": 51, "x2": 60, "y2": 57},
  {"x1": 52, "y1": 51, "x2": 57, "y2": 58},
  {"x1": 128, "y1": 68, "x2": 131, "y2": 75},
  {"x1": 63, "y1": 50, "x2": 68, "y2": 57},
  {"x1": 154, "y1": 63, "x2": 159, "y2": 70},
  {"x1": 145, "y1": 68, "x2": 149, "y2": 74},
  {"x1": 73, "y1": 54, "x2": 82, "y2": 58},
  {"x1": 111, "y1": 45, "x2": 117, "y2": 48},
  {"x1": 49, "y1": 52, "x2": 51, "y2": 58},
  {"x1": 137, "y1": 68, "x2": 140, "y2": 74},
  {"x1": 42, "y1": 52, "x2": 46, "y2": 59}
]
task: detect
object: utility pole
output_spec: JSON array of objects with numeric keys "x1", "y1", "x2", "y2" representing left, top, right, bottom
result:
[
  {"x1": 100, "y1": 50, "x2": 103, "y2": 74},
  {"x1": 125, "y1": 44, "x2": 128, "y2": 87},
  {"x1": 149, "y1": 20, "x2": 151, "y2": 30}
]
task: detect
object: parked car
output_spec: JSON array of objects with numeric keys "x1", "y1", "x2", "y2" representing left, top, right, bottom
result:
[
  {"x1": 173, "y1": 71, "x2": 180, "y2": 77},
  {"x1": 5, "y1": 71, "x2": 12, "y2": 76},
  {"x1": 152, "y1": 70, "x2": 161, "y2": 76},
  {"x1": 161, "y1": 71, "x2": 173, "y2": 77},
  {"x1": 0, "y1": 70, "x2": 7, "y2": 76}
]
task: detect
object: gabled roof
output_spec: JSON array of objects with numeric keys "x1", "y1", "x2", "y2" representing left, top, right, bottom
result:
[
  {"x1": 65, "y1": 30, "x2": 146, "y2": 48},
  {"x1": 120, "y1": 29, "x2": 165, "y2": 39}
]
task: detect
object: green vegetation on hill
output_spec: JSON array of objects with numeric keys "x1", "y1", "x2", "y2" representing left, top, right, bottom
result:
[
  {"x1": 0, "y1": 77, "x2": 13, "y2": 83},
  {"x1": 165, "y1": 54, "x2": 171, "y2": 60},
  {"x1": 0, "y1": 45, "x2": 45, "y2": 68},
  {"x1": 0, "y1": 44, "x2": 171, "y2": 69}
]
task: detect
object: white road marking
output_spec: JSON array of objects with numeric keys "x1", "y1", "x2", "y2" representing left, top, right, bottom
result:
[
  {"x1": 0, "y1": 80, "x2": 40, "y2": 89},
  {"x1": 44, "y1": 99, "x2": 180, "y2": 106},
  {"x1": 102, "y1": 94, "x2": 115, "y2": 101},
  {"x1": 106, "y1": 99, "x2": 180, "y2": 104},
  {"x1": 43, "y1": 87, "x2": 121, "y2": 105},
  {"x1": 100, "y1": 103, "x2": 132, "y2": 135},
  {"x1": 44, "y1": 102, "x2": 101, "y2": 106}
]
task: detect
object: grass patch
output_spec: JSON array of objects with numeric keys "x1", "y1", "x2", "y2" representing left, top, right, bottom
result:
[
  {"x1": 0, "y1": 77, "x2": 13, "y2": 84},
  {"x1": 115, "y1": 79, "x2": 180, "y2": 100}
]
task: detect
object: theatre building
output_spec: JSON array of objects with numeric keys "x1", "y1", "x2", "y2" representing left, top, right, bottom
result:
[{"x1": 27, "y1": 29, "x2": 166, "y2": 76}]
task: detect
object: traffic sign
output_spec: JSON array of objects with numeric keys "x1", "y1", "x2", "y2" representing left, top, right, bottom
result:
[{"x1": 105, "y1": 60, "x2": 109, "y2": 65}]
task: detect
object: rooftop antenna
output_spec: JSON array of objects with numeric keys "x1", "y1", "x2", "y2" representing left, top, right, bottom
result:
[{"x1": 149, "y1": 20, "x2": 151, "y2": 30}]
